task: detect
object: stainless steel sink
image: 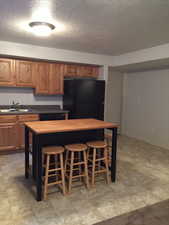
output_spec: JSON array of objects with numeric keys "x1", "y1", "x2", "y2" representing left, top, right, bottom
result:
[
  {"x1": 17, "y1": 109, "x2": 29, "y2": 112},
  {"x1": 0, "y1": 108, "x2": 29, "y2": 112},
  {"x1": 0, "y1": 109, "x2": 11, "y2": 112}
]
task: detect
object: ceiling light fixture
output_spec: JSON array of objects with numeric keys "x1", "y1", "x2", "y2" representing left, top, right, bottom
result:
[{"x1": 29, "y1": 21, "x2": 55, "y2": 36}]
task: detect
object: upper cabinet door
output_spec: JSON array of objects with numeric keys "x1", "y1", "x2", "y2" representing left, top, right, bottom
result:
[
  {"x1": 15, "y1": 60, "x2": 34, "y2": 87},
  {"x1": 78, "y1": 66, "x2": 99, "y2": 78},
  {"x1": 49, "y1": 64, "x2": 64, "y2": 94},
  {"x1": 91, "y1": 66, "x2": 99, "y2": 78},
  {"x1": 64, "y1": 64, "x2": 78, "y2": 77},
  {"x1": 63, "y1": 63, "x2": 99, "y2": 78},
  {"x1": 34, "y1": 62, "x2": 49, "y2": 94},
  {"x1": 0, "y1": 58, "x2": 15, "y2": 86}
]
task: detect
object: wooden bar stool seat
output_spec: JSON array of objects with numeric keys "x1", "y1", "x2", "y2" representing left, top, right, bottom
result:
[
  {"x1": 86, "y1": 140, "x2": 110, "y2": 186},
  {"x1": 43, "y1": 146, "x2": 66, "y2": 200},
  {"x1": 65, "y1": 143, "x2": 89, "y2": 193},
  {"x1": 65, "y1": 143, "x2": 87, "y2": 152},
  {"x1": 43, "y1": 146, "x2": 64, "y2": 154},
  {"x1": 87, "y1": 140, "x2": 107, "y2": 149}
]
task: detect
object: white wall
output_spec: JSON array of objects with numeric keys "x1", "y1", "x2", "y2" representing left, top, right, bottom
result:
[
  {"x1": 2, "y1": 41, "x2": 169, "y2": 67},
  {"x1": 0, "y1": 41, "x2": 112, "y2": 70},
  {"x1": 0, "y1": 87, "x2": 62, "y2": 106},
  {"x1": 113, "y1": 43, "x2": 169, "y2": 67},
  {"x1": 122, "y1": 69, "x2": 169, "y2": 149},
  {"x1": 105, "y1": 69, "x2": 123, "y2": 132}
]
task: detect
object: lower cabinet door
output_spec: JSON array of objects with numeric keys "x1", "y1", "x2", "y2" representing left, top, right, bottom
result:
[
  {"x1": 0, "y1": 123, "x2": 17, "y2": 151},
  {"x1": 18, "y1": 123, "x2": 25, "y2": 149},
  {"x1": 17, "y1": 123, "x2": 33, "y2": 149},
  {"x1": 17, "y1": 114, "x2": 39, "y2": 149}
]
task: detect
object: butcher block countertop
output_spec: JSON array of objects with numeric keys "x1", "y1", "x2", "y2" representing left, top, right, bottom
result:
[{"x1": 25, "y1": 118, "x2": 118, "y2": 134}]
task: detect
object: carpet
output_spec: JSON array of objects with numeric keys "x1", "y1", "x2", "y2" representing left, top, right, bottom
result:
[{"x1": 94, "y1": 199, "x2": 169, "y2": 225}]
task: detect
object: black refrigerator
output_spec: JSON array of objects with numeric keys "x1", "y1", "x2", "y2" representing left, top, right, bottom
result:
[{"x1": 63, "y1": 79, "x2": 105, "y2": 120}]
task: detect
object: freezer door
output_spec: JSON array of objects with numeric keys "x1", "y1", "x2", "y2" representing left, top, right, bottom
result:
[
  {"x1": 74, "y1": 80, "x2": 105, "y2": 119},
  {"x1": 63, "y1": 79, "x2": 105, "y2": 119},
  {"x1": 75, "y1": 80, "x2": 105, "y2": 102},
  {"x1": 63, "y1": 80, "x2": 75, "y2": 116}
]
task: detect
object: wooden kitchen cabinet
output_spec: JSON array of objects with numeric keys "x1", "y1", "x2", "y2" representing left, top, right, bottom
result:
[
  {"x1": 17, "y1": 114, "x2": 39, "y2": 149},
  {"x1": 34, "y1": 62, "x2": 50, "y2": 94},
  {"x1": 63, "y1": 63, "x2": 99, "y2": 78},
  {"x1": 77, "y1": 66, "x2": 99, "y2": 78},
  {"x1": 0, "y1": 58, "x2": 15, "y2": 86},
  {"x1": 35, "y1": 62, "x2": 64, "y2": 95},
  {"x1": 0, "y1": 115, "x2": 17, "y2": 151},
  {"x1": 0, "y1": 58, "x2": 35, "y2": 88},
  {"x1": 63, "y1": 64, "x2": 79, "y2": 77},
  {"x1": 0, "y1": 57, "x2": 99, "y2": 94},
  {"x1": 0, "y1": 114, "x2": 39, "y2": 152},
  {"x1": 15, "y1": 60, "x2": 35, "y2": 87},
  {"x1": 49, "y1": 63, "x2": 64, "y2": 94}
]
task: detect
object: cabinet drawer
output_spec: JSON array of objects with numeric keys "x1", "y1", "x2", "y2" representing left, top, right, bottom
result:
[
  {"x1": 0, "y1": 115, "x2": 17, "y2": 123},
  {"x1": 18, "y1": 114, "x2": 39, "y2": 122}
]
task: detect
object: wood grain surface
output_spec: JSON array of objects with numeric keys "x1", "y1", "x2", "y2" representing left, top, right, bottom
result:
[{"x1": 25, "y1": 118, "x2": 118, "y2": 134}]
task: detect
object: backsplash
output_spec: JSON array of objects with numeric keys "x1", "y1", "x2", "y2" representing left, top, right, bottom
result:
[{"x1": 0, "y1": 87, "x2": 63, "y2": 107}]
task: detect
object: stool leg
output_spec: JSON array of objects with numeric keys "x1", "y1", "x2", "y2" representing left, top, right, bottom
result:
[
  {"x1": 44, "y1": 154, "x2": 50, "y2": 200},
  {"x1": 86, "y1": 147, "x2": 90, "y2": 160},
  {"x1": 42, "y1": 153, "x2": 45, "y2": 177},
  {"x1": 92, "y1": 148, "x2": 96, "y2": 187},
  {"x1": 60, "y1": 153, "x2": 66, "y2": 195},
  {"x1": 65, "y1": 150, "x2": 69, "y2": 172},
  {"x1": 104, "y1": 148, "x2": 110, "y2": 184},
  {"x1": 68, "y1": 151, "x2": 74, "y2": 193},
  {"x1": 78, "y1": 152, "x2": 82, "y2": 181},
  {"x1": 55, "y1": 155, "x2": 58, "y2": 181},
  {"x1": 83, "y1": 150, "x2": 89, "y2": 189},
  {"x1": 107, "y1": 145, "x2": 111, "y2": 167},
  {"x1": 98, "y1": 148, "x2": 102, "y2": 170}
]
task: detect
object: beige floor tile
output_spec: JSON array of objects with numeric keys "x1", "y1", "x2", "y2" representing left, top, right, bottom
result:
[{"x1": 1, "y1": 135, "x2": 169, "y2": 225}]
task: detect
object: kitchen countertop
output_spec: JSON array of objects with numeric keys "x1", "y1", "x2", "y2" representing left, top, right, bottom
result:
[
  {"x1": 25, "y1": 118, "x2": 118, "y2": 134},
  {"x1": 0, "y1": 105, "x2": 69, "y2": 115}
]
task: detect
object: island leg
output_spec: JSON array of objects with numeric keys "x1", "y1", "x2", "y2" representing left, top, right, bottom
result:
[
  {"x1": 36, "y1": 134, "x2": 42, "y2": 201},
  {"x1": 32, "y1": 133, "x2": 36, "y2": 179},
  {"x1": 111, "y1": 127, "x2": 117, "y2": 182},
  {"x1": 25, "y1": 126, "x2": 29, "y2": 179}
]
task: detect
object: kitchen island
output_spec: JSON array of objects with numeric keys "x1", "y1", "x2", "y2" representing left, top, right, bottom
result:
[{"x1": 24, "y1": 118, "x2": 118, "y2": 201}]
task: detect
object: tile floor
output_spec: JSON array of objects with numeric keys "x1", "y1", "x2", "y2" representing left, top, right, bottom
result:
[{"x1": 0, "y1": 135, "x2": 169, "y2": 225}]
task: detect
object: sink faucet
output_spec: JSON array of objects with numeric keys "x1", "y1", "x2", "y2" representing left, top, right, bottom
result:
[{"x1": 11, "y1": 101, "x2": 20, "y2": 109}]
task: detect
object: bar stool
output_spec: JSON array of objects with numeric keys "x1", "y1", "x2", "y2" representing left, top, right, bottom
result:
[
  {"x1": 65, "y1": 143, "x2": 89, "y2": 193},
  {"x1": 43, "y1": 146, "x2": 66, "y2": 200},
  {"x1": 86, "y1": 140, "x2": 110, "y2": 186}
]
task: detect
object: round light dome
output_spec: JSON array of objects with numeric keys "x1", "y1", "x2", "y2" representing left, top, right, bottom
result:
[{"x1": 29, "y1": 22, "x2": 55, "y2": 36}]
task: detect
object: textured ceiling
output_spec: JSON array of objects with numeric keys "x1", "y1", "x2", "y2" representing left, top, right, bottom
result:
[{"x1": 0, "y1": 0, "x2": 169, "y2": 56}]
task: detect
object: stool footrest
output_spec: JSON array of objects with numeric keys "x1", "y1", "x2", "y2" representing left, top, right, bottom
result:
[
  {"x1": 67, "y1": 161, "x2": 85, "y2": 166},
  {"x1": 47, "y1": 173, "x2": 61, "y2": 178},
  {"x1": 43, "y1": 162, "x2": 61, "y2": 168},
  {"x1": 95, "y1": 157, "x2": 106, "y2": 162},
  {"x1": 95, "y1": 169, "x2": 107, "y2": 174},
  {"x1": 66, "y1": 167, "x2": 83, "y2": 172},
  {"x1": 88, "y1": 158, "x2": 106, "y2": 162},
  {"x1": 47, "y1": 168, "x2": 62, "y2": 172},
  {"x1": 47, "y1": 180, "x2": 62, "y2": 186},
  {"x1": 66, "y1": 174, "x2": 85, "y2": 179}
]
